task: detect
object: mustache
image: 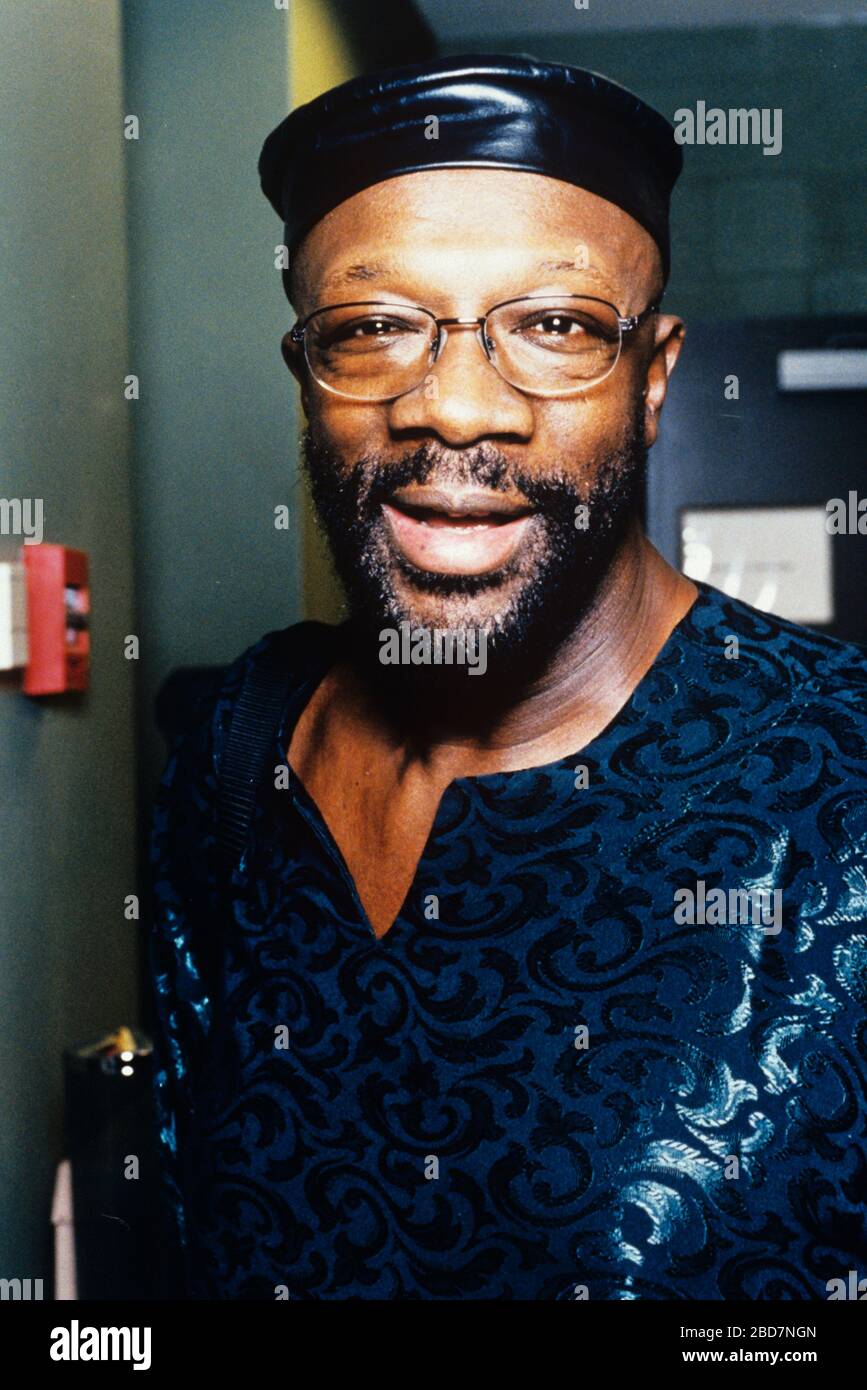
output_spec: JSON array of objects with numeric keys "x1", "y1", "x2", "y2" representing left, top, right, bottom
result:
[{"x1": 312, "y1": 437, "x2": 587, "y2": 529}]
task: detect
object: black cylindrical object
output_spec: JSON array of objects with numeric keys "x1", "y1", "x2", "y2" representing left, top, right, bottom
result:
[{"x1": 63, "y1": 1028, "x2": 159, "y2": 1300}]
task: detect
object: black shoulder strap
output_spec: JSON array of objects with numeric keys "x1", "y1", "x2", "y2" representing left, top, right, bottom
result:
[
  {"x1": 215, "y1": 621, "x2": 345, "y2": 874},
  {"x1": 216, "y1": 633, "x2": 295, "y2": 872}
]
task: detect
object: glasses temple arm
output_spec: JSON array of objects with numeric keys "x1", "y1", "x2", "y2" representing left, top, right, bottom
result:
[{"x1": 618, "y1": 300, "x2": 663, "y2": 334}]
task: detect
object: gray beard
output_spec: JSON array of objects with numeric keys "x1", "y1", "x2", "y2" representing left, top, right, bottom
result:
[{"x1": 300, "y1": 409, "x2": 647, "y2": 694}]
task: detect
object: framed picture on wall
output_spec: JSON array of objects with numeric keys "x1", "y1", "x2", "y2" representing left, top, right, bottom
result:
[{"x1": 679, "y1": 504, "x2": 834, "y2": 627}]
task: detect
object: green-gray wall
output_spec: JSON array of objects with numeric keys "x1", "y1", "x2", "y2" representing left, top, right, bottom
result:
[
  {"x1": 440, "y1": 23, "x2": 867, "y2": 321},
  {"x1": 0, "y1": 0, "x2": 138, "y2": 1285},
  {"x1": 121, "y1": 0, "x2": 301, "y2": 797}
]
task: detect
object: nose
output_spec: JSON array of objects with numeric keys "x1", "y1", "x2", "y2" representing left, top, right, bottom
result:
[{"x1": 387, "y1": 322, "x2": 535, "y2": 446}]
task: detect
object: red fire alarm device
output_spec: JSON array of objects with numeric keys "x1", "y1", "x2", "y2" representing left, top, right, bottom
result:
[{"x1": 21, "y1": 545, "x2": 90, "y2": 695}]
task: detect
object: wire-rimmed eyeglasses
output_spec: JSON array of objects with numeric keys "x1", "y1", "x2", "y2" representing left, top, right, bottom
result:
[{"x1": 288, "y1": 294, "x2": 660, "y2": 401}]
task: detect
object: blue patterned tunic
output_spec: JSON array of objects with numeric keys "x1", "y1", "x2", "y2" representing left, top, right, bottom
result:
[{"x1": 149, "y1": 581, "x2": 867, "y2": 1299}]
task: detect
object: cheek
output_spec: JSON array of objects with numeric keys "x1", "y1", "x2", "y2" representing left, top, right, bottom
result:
[
  {"x1": 536, "y1": 392, "x2": 639, "y2": 468},
  {"x1": 309, "y1": 394, "x2": 390, "y2": 456}
]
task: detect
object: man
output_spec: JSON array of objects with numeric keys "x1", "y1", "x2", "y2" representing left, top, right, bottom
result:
[{"x1": 150, "y1": 55, "x2": 867, "y2": 1299}]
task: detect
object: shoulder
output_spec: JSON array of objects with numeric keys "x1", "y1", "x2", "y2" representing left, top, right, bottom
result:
[
  {"x1": 153, "y1": 618, "x2": 344, "y2": 807},
  {"x1": 208, "y1": 618, "x2": 347, "y2": 775},
  {"x1": 150, "y1": 618, "x2": 344, "y2": 884},
  {"x1": 669, "y1": 588, "x2": 866, "y2": 958},
  {"x1": 684, "y1": 582, "x2": 867, "y2": 734}
]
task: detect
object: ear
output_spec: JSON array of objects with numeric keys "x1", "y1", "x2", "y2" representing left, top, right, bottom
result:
[
  {"x1": 281, "y1": 330, "x2": 304, "y2": 382},
  {"x1": 641, "y1": 314, "x2": 685, "y2": 448},
  {"x1": 281, "y1": 331, "x2": 311, "y2": 414}
]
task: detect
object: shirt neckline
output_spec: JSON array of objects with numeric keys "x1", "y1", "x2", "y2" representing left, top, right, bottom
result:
[{"x1": 269, "y1": 583, "x2": 717, "y2": 943}]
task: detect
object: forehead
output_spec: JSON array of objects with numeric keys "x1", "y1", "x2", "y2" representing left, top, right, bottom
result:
[{"x1": 292, "y1": 168, "x2": 659, "y2": 305}]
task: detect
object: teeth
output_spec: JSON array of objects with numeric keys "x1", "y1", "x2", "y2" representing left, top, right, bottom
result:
[
  {"x1": 387, "y1": 500, "x2": 529, "y2": 526},
  {"x1": 419, "y1": 512, "x2": 483, "y2": 522},
  {"x1": 423, "y1": 512, "x2": 505, "y2": 522}
]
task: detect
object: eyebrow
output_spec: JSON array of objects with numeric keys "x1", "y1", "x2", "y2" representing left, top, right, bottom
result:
[
  {"x1": 320, "y1": 258, "x2": 619, "y2": 306},
  {"x1": 324, "y1": 262, "x2": 389, "y2": 288}
]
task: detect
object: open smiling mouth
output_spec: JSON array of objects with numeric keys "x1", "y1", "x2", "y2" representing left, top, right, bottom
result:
[{"x1": 381, "y1": 489, "x2": 536, "y2": 576}]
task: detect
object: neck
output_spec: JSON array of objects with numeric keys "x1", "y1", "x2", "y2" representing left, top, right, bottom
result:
[{"x1": 347, "y1": 526, "x2": 699, "y2": 778}]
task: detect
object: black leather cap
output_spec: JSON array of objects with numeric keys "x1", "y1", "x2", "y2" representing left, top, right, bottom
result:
[{"x1": 259, "y1": 53, "x2": 683, "y2": 285}]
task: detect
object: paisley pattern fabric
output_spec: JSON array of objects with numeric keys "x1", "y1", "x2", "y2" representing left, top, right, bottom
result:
[{"x1": 149, "y1": 581, "x2": 867, "y2": 1299}]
